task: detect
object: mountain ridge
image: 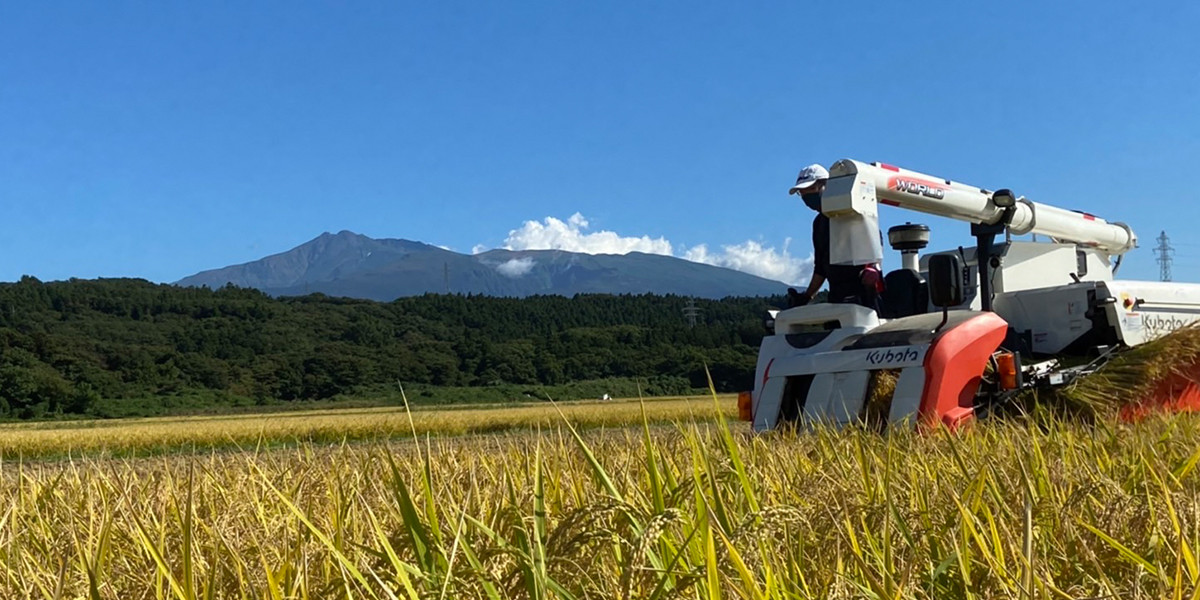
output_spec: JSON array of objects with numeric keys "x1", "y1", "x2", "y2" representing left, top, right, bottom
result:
[{"x1": 176, "y1": 231, "x2": 790, "y2": 300}]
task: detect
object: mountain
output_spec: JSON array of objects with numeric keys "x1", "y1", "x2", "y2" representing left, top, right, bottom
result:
[{"x1": 175, "y1": 230, "x2": 790, "y2": 300}]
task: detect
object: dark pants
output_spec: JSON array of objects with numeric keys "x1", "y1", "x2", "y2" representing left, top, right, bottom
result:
[{"x1": 828, "y1": 267, "x2": 879, "y2": 312}]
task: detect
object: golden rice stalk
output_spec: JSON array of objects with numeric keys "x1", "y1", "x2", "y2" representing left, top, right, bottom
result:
[{"x1": 1035, "y1": 323, "x2": 1200, "y2": 417}]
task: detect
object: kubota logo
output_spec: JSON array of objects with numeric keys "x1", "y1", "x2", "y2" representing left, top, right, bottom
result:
[
  {"x1": 889, "y1": 177, "x2": 948, "y2": 200},
  {"x1": 865, "y1": 348, "x2": 921, "y2": 365},
  {"x1": 1142, "y1": 314, "x2": 1192, "y2": 334}
]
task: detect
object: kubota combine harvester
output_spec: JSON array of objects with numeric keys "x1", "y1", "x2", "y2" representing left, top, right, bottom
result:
[{"x1": 741, "y1": 159, "x2": 1200, "y2": 431}]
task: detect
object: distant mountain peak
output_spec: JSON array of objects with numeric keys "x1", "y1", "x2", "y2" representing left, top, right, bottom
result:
[{"x1": 176, "y1": 232, "x2": 787, "y2": 300}]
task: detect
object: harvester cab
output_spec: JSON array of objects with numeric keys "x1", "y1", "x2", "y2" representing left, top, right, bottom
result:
[{"x1": 742, "y1": 159, "x2": 1200, "y2": 432}]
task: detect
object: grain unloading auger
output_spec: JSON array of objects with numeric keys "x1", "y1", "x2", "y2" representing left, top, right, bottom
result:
[{"x1": 741, "y1": 159, "x2": 1200, "y2": 431}]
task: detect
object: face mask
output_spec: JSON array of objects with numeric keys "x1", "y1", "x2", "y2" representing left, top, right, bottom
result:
[{"x1": 801, "y1": 192, "x2": 822, "y2": 212}]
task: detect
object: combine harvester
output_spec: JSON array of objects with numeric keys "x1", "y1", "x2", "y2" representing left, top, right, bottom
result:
[{"x1": 741, "y1": 159, "x2": 1200, "y2": 431}]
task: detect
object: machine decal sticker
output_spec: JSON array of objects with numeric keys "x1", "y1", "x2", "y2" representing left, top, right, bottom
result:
[{"x1": 888, "y1": 176, "x2": 948, "y2": 200}]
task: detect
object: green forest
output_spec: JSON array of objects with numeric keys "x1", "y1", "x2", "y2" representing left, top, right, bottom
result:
[{"x1": 0, "y1": 277, "x2": 785, "y2": 419}]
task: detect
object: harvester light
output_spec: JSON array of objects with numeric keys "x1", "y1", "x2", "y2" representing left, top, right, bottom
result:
[
  {"x1": 737, "y1": 391, "x2": 753, "y2": 421},
  {"x1": 992, "y1": 189, "x2": 1017, "y2": 208},
  {"x1": 996, "y1": 352, "x2": 1019, "y2": 390}
]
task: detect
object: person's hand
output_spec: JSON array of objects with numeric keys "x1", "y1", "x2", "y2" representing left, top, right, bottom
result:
[{"x1": 787, "y1": 288, "x2": 810, "y2": 307}]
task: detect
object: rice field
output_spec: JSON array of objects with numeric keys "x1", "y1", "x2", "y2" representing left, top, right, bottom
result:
[
  {"x1": 3, "y1": 393, "x2": 1200, "y2": 598},
  {"x1": 0, "y1": 394, "x2": 736, "y2": 460}
]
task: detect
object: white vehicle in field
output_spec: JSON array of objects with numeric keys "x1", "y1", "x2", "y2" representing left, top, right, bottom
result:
[{"x1": 740, "y1": 159, "x2": 1200, "y2": 431}]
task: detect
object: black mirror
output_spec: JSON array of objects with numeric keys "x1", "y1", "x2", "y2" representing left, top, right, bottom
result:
[{"x1": 928, "y1": 254, "x2": 963, "y2": 308}]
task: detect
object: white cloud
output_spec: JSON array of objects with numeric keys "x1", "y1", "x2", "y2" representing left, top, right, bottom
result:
[
  {"x1": 477, "y1": 213, "x2": 813, "y2": 285},
  {"x1": 502, "y1": 212, "x2": 674, "y2": 256},
  {"x1": 684, "y1": 239, "x2": 813, "y2": 285},
  {"x1": 495, "y1": 257, "x2": 536, "y2": 277}
]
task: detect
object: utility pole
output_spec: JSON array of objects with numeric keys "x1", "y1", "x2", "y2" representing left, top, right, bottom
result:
[
  {"x1": 1156, "y1": 231, "x2": 1174, "y2": 282},
  {"x1": 444, "y1": 262, "x2": 450, "y2": 294},
  {"x1": 682, "y1": 298, "x2": 701, "y2": 328}
]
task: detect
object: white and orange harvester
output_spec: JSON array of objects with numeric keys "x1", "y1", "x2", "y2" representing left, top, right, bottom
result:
[{"x1": 740, "y1": 159, "x2": 1200, "y2": 431}]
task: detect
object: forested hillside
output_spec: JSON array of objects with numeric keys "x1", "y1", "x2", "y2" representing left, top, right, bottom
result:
[{"x1": 0, "y1": 276, "x2": 782, "y2": 418}]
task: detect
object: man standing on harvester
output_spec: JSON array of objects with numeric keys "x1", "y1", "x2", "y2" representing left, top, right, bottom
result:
[{"x1": 787, "y1": 163, "x2": 883, "y2": 310}]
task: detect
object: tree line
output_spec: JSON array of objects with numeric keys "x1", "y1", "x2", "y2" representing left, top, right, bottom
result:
[{"x1": 0, "y1": 276, "x2": 784, "y2": 418}]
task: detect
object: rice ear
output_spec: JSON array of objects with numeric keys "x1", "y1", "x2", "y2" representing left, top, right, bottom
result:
[{"x1": 1022, "y1": 323, "x2": 1200, "y2": 419}]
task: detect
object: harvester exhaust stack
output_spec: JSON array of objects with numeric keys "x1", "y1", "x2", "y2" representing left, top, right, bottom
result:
[{"x1": 888, "y1": 223, "x2": 929, "y2": 272}]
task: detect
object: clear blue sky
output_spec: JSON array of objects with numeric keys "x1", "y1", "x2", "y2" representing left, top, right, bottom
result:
[{"x1": 2, "y1": 1, "x2": 1198, "y2": 285}]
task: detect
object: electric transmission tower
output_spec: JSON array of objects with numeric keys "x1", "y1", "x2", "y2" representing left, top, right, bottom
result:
[
  {"x1": 682, "y1": 299, "x2": 701, "y2": 328},
  {"x1": 1156, "y1": 231, "x2": 1174, "y2": 282}
]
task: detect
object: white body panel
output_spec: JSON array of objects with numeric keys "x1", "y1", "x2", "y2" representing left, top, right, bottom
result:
[
  {"x1": 1105, "y1": 281, "x2": 1200, "y2": 346},
  {"x1": 994, "y1": 278, "x2": 1200, "y2": 354},
  {"x1": 772, "y1": 302, "x2": 879, "y2": 334},
  {"x1": 751, "y1": 303, "x2": 941, "y2": 431},
  {"x1": 766, "y1": 344, "x2": 928, "y2": 378},
  {"x1": 911, "y1": 242, "x2": 1200, "y2": 354},
  {"x1": 752, "y1": 376, "x2": 789, "y2": 431},
  {"x1": 803, "y1": 371, "x2": 871, "y2": 426},
  {"x1": 887, "y1": 367, "x2": 927, "y2": 425},
  {"x1": 918, "y1": 242, "x2": 1114, "y2": 316},
  {"x1": 751, "y1": 304, "x2": 876, "y2": 431},
  {"x1": 751, "y1": 341, "x2": 928, "y2": 431},
  {"x1": 993, "y1": 285, "x2": 1098, "y2": 354},
  {"x1": 993, "y1": 243, "x2": 1110, "y2": 290}
]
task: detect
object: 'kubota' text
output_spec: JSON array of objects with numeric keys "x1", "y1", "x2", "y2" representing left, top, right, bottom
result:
[
  {"x1": 865, "y1": 348, "x2": 921, "y2": 366},
  {"x1": 1142, "y1": 314, "x2": 1193, "y2": 334}
]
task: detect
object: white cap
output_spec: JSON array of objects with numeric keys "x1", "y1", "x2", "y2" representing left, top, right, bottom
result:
[{"x1": 788, "y1": 163, "x2": 829, "y2": 194}]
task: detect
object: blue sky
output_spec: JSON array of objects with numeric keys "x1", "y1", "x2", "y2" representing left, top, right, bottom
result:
[{"x1": 2, "y1": 1, "x2": 1198, "y2": 286}]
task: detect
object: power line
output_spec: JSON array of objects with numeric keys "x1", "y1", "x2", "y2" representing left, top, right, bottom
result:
[{"x1": 1156, "y1": 231, "x2": 1174, "y2": 282}]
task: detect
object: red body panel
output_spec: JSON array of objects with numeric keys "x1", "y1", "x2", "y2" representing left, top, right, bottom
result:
[{"x1": 918, "y1": 312, "x2": 1008, "y2": 430}]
